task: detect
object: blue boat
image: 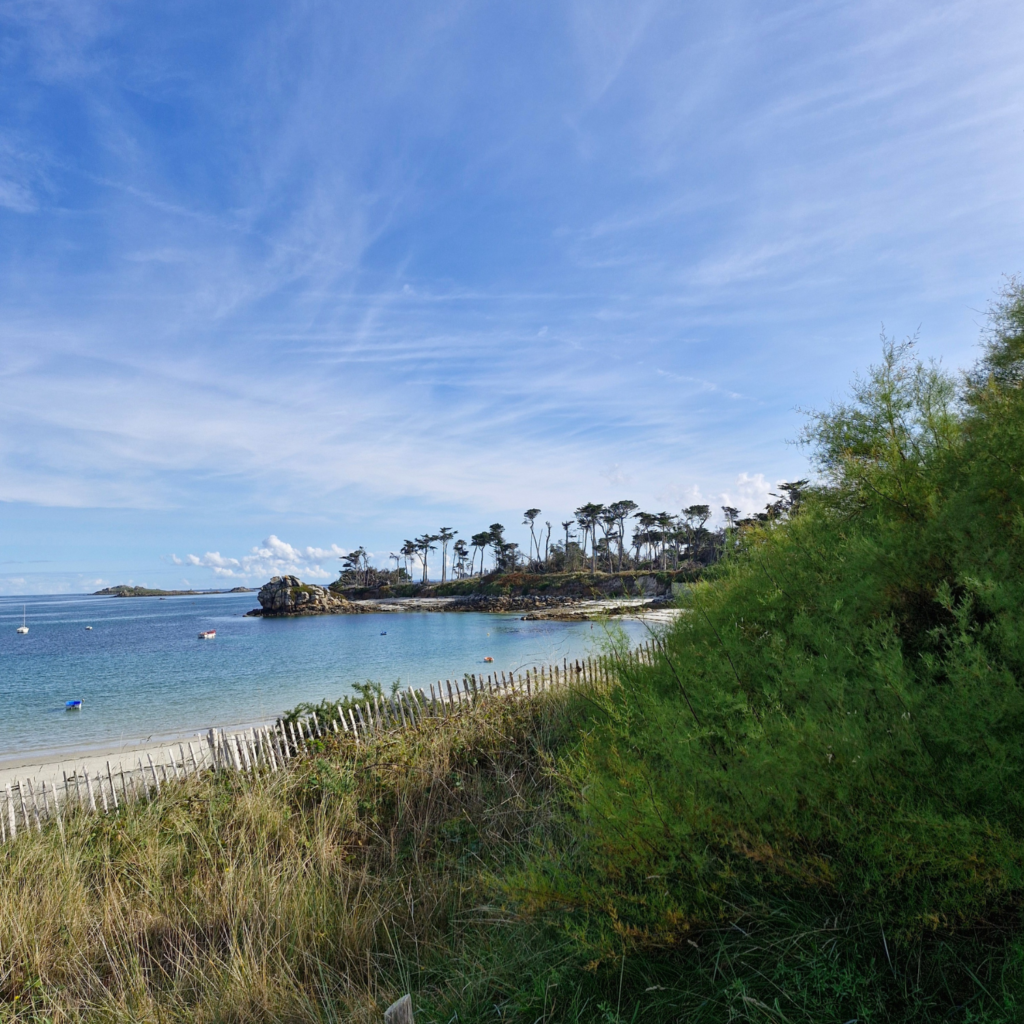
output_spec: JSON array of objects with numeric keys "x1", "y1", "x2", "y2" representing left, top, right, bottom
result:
[{"x1": 65, "y1": 700, "x2": 82, "y2": 710}]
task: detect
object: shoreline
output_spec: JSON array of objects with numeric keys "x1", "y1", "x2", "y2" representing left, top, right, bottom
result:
[
  {"x1": 0, "y1": 601, "x2": 680, "y2": 787},
  {"x1": 0, "y1": 717, "x2": 275, "y2": 792},
  {"x1": 251, "y1": 594, "x2": 683, "y2": 620}
]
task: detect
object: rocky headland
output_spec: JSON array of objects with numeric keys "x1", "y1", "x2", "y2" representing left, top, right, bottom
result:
[
  {"x1": 245, "y1": 576, "x2": 369, "y2": 616},
  {"x1": 247, "y1": 570, "x2": 687, "y2": 619}
]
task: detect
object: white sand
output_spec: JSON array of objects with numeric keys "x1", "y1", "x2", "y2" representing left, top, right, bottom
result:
[{"x1": 0, "y1": 720, "x2": 272, "y2": 792}]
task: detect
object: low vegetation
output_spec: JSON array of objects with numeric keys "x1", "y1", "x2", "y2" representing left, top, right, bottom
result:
[
  {"x1": 329, "y1": 568, "x2": 695, "y2": 602},
  {"x1": 0, "y1": 693, "x2": 584, "y2": 1022},
  {"x1": 6, "y1": 282, "x2": 1024, "y2": 1021},
  {"x1": 92, "y1": 586, "x2": 252, "y2": 597}
]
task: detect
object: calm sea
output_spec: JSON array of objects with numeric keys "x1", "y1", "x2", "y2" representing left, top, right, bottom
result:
[{"x1": 0, "y1": 592, "x2": 649, "y2": 761}]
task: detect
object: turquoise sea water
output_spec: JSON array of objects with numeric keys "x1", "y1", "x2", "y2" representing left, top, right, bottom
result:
[{"x1": 0, "y1": 592, "x2": 649, "y2": 760}]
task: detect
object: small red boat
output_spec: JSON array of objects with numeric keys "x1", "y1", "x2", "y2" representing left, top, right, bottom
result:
[
  {"x1": 198, "y1": 629, "x2": 216, "y2": 639},
  {"x1": 484, "y1": 656, "x2": 493, "y2": 662}
]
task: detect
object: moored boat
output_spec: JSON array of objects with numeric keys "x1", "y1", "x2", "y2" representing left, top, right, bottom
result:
[
  {"x1": 198, "y1": 629, "x2": 216, "y2": 639},
  {"x1": 65, "y1": 699, "x2": 82, "y2": 710}
]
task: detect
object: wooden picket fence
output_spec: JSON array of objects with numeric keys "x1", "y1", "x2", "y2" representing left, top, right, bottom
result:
[{"x1": 0, "y1": 642, "x2": 655, "y2": 845}]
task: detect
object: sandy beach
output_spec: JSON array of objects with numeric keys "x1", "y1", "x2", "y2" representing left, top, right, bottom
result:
[{"x1": 0, "y1": 719, "x2": 271, "y2": 793}]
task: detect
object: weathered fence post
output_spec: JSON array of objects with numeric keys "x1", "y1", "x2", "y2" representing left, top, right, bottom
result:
[
  {"x1": 106, "y1": 762, "x2": 119, "y2": 809},
  {"x1": 25, "y1": 779, "x2": 42, "y2": 831},
  {"x1": 96, "y1": 771, "x2": 109, "y2": 813},
  {"x1": 16, "y1": 780, "x2": 29, "y2": 831},
  {"x1": 237, "y1": 734, "x2": 250, "y2": 772},
  {"x1": 384, "y1": 994, "x2": 414, "y2": 1023},
  {"x1": 46, "y1": 781, "x2": 63, "y2": 836}
]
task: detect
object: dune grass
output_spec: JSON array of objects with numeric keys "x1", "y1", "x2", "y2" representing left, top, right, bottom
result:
[{"x1": 0, "y1": 690, "x2": 593, "y2": 1023}]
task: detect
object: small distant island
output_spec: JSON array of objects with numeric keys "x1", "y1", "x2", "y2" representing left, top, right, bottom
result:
[{"x1": 94, "y1": 585, "x2": 253, "y2": 597}]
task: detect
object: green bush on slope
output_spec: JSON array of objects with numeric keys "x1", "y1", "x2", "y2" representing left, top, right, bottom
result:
[{"x1": 519, "y1": 284, "x2": 1024, "y2": 1008}]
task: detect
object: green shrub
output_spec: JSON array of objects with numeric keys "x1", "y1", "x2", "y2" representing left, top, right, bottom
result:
[{"x1": 515, "y1": 283, "x2": 1024, "y2": 1017}]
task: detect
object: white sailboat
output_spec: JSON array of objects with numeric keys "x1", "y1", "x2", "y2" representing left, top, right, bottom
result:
[{"x1": 16, "y1": 605, "x2": 28, "y2": 634}]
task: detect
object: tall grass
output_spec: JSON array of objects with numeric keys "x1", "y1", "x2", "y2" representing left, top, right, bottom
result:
[{"x1": 0, "y1": 691, "x2": 594, "y2": 1023}]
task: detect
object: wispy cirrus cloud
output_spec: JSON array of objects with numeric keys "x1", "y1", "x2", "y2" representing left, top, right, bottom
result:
[
  {"x1": 1, "y1": 0, "x2": 1023, "y2": 591},
  {"x1": 655, "y1": 368, "x2": 744, "y2": 400}
]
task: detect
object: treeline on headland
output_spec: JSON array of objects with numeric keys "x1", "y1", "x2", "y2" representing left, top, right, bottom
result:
[
  {"x1": 6, "y1": 281, "x2": 1024, "y2": 1022},
  {"x1": 335, "y1": 492, "x2": 806, "y2": 589}
]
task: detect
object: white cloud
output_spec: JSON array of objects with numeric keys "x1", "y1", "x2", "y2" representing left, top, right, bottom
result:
[
  {"x1": 601, "y1": 462, "x2": 631, "y2": 487},
  {"x1": 719, "y1": 472, "x2": 773, "y2": 518},
  {"x1": 175, "y1": 535, "x2": 348, "y2": 582},
  {"x1": 653, "y1": 481, "x2": 705, "y2": 509}
]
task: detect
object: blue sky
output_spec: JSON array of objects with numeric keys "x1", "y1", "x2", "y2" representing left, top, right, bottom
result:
[{"x1": 1, "y1": 0, "x2": 1022, "y2": 593}]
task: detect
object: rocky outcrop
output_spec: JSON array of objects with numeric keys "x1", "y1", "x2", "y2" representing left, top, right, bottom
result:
[
  {"x1": 249, "y1": 576, "x2": 357, "y2": 617},
  {"x1": 247, "y1": 572, "x2": 684, "y2": 618}
]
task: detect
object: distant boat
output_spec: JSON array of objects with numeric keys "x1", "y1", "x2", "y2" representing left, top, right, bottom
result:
[
  {"x1": 65, "y1": 700, "x2": 82, "y2": 710},
  {"x1": 484, "y1": 656, "x2": 494, "y2": 663},
  {"x1": 16, "y1": 606, "x2": 28, "y2": 634},
  {"x1": 198, "y1": 629, "x2": 216, "y2": 639},
  {"x1": 85, "y1": 626, "x2": 93, "y2": 630},
  {"x1": 380, "y1": 631, "x2": 387, "y2": 635}
]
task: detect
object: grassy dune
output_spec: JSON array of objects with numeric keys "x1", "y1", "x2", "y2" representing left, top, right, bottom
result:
[{"x1": 0, "y1": 692, "x2": 585, "y2": 1022}]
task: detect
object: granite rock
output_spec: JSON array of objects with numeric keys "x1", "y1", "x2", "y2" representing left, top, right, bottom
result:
[{"x1": 254, "y1": 575, "x2": 350, "y2": 616}]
